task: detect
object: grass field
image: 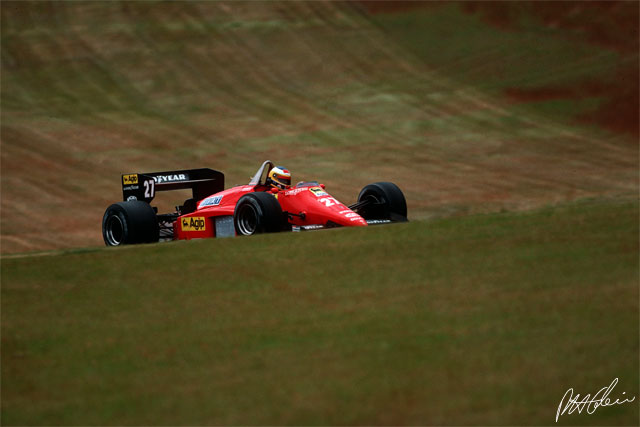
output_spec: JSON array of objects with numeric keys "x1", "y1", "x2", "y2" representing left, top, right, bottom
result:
[
  {"x1": 1, "y1": 2, "x2": 638, "y2": 425},
  {"x1": 2, "y1": 198, "x2": 638, "y2": 425},
  {"x1": 369, "y1": 1, "x2": 638, "y2": 135},
  {"x1": 1, "y1": 1, "x2": 637, "y2": 253}
]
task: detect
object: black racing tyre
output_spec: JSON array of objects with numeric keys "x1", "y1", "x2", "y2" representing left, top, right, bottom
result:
[
  {"x1": 234, "y1": 192, "x2": 284, "y2": 236},
  {"x1": 357, "y1": 182, "x2": 408, "y2": 222},
  {"x1": 102, "y1": 201, "x2": 159, "y2": 246}
]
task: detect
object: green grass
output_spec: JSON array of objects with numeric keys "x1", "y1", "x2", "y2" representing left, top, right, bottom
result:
[
  {"x1": 1, "y1": 4, "x2": 637, "y2": 424},
  {"x1": 2, "y1": 198, "x2": 638, "y2": 425},
  {"x1": 1, "y1": 1, "x2": 637, "y2": 253},
  {"x1": 370, "y1": 3, "x2": 636, "y2": 127},
  {"x1": 372, "y1": 4, "x2": 621, "y2": 88}
]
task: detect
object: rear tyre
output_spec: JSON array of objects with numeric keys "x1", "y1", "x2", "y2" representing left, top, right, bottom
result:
[
  {"x1": 102, "y1": 201, "x2": 159, "y2": 246},
  {"x1": 357, "y1": 182, "x2": 408, "y2": 222},
  {"x1": 234, "y1": 192, "x2": 284, "y2": 236}
]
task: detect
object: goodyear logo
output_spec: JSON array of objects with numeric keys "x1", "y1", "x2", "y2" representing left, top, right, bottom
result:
[
  {"x1": 154, "y1": 174, "x2": 187, "y2": 183},
  {"x1": 182, "y1": 216, "x2": 206, "y2": 232},
  {"x1": 122, "y1": 174, "x2": 138, "y2": 185}
]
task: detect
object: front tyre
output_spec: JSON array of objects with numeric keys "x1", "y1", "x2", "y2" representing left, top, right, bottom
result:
[
  {"x1": 234, "y1": 192, "x2": 284, "y2": 236},
  {"x1": 102, "y1": 201, "x2": 159, "y2": 246},
  {"x1": 357, "y1": 182, "x2": 408, "y2": 222}
]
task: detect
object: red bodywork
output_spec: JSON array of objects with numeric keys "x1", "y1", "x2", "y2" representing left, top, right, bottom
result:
[{"x1": 174, "y1": 183, "x2": 367, "y2": 240}]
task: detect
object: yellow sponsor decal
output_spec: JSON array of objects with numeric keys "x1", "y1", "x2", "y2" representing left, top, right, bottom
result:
[
  {"x1": 122, "y1": 174, "x2": 138, "y2": 185},
  {"x1": 181, "y1": 216, "x2": 206, "y2": 232},
  {"x1": 309, "y1": 187, "x2": 328, "y2": 197}
]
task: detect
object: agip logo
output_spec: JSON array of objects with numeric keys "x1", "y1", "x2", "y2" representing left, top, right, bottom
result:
[
  {"x1": 122, "y1": 174, "x2": 138, "y2": 185},
  {"x1": 181, "y1": 216, "x2": 206, "y2": 232}
]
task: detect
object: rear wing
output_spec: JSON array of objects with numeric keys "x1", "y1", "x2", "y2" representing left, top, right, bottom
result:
[{"x1": 121, "y1": 168, "x2": 224, "y2": 204}]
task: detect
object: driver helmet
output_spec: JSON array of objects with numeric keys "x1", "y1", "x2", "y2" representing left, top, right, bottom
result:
[{"x1": 266, "y1": 166, "x2": 291, "y2": 190}]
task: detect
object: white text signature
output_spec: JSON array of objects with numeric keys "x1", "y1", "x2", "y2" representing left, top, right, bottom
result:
[{"x1": 556, "y1": 378, "x2": 636, "y2": 422}]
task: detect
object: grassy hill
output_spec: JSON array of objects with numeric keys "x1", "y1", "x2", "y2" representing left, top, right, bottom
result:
[
  {"x1": 1, "y1": 2, "x2": 638, "y2": 425},
  {"x1": 1, "y1": 1, "x2": 637, "y2": 253},
  {"x1": 2, "y1": 198, "x2": 638, "y2": 425}
]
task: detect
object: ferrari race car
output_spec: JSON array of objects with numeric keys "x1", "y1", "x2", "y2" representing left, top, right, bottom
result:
[{"x1": 102, "y1": 160, "x2": 407, "y2": 246}]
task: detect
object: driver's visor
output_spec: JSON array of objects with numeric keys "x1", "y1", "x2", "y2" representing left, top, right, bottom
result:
[{"x1": 275, "y1": 175, "x2": 290, "y2": 186}]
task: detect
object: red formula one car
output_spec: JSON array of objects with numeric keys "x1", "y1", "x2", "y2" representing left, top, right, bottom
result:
[{"x1": 102, "y1": 160, "x2": 407, "y2": 246}]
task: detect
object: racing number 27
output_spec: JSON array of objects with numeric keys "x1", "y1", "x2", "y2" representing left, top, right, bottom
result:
[
  {"x1": 143, "y1": 179, "x2": 155, "y2": 198},
  {"x1": 318, "y1": 197, "x2": 339, "y2": 207}
]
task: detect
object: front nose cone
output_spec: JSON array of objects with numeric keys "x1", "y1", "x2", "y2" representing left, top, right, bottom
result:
[{"x1": 327, "y1": 211, "x2": 367, "y2": 227}]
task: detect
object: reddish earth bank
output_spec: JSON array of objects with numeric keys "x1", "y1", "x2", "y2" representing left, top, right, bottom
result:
[{"x1": 364, "y1": 1, "x2": 639, "y2": 137}]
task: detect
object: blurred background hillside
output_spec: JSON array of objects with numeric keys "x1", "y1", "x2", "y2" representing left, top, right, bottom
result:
[{"x1": 1, "y1": 0, "x2": 637, "y2": 253}]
